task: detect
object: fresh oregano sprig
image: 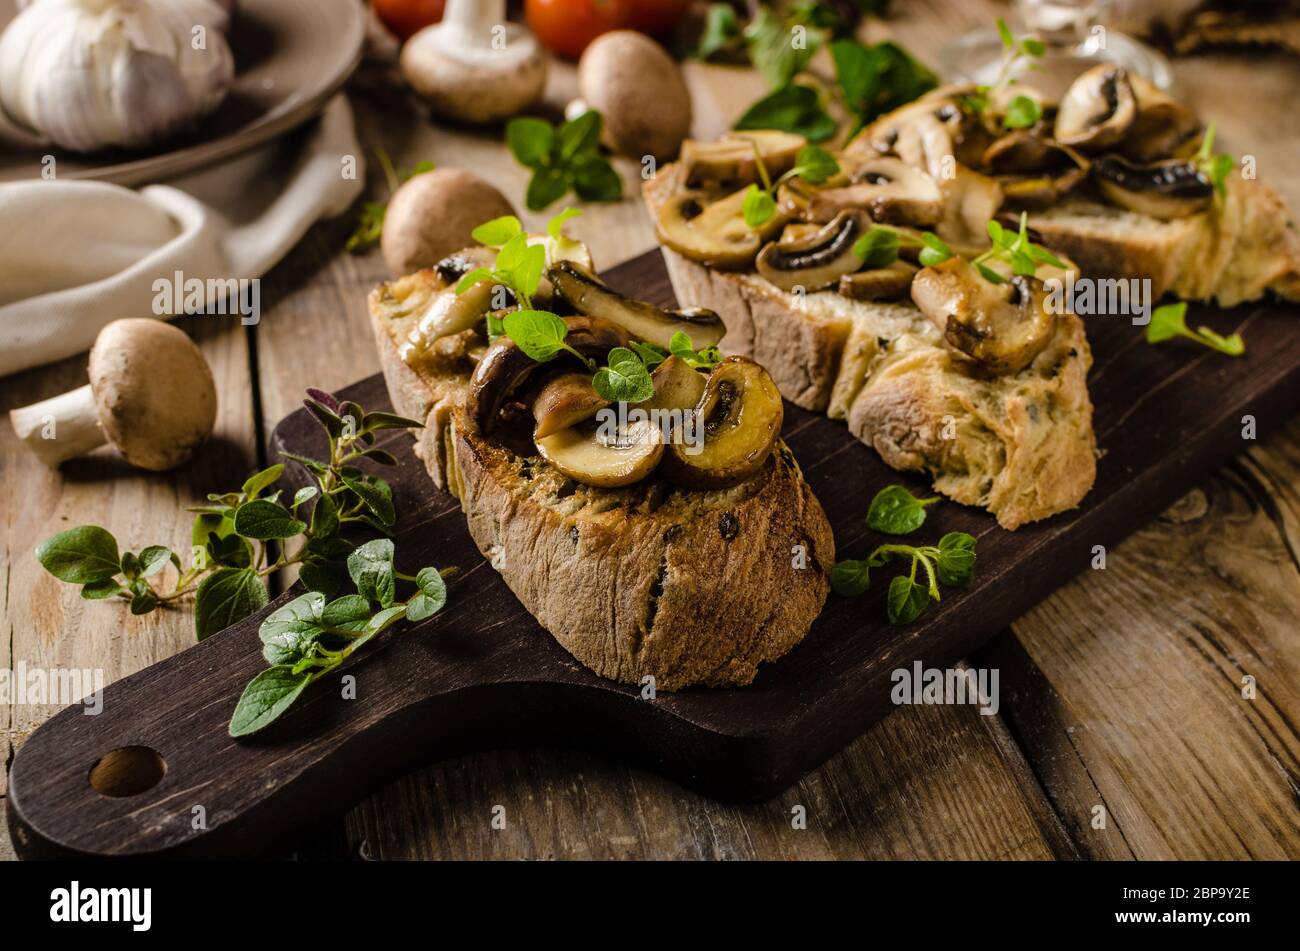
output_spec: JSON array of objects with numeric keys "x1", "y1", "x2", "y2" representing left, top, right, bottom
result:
[
  {"x1": 732, "y1": 36, "x2": 937, "y2": 144},
  {"x1": 851, "y1": 226, "x2": 955, "y2": 269},
  {"x1": 1146, "y1": 301, "x2": 1244, "y2": 356},
  {"x1": 506, "y1": 110, "x2": 622, "y2": 211},
  {"x1": 973, "y1": 212, "x2": 1066, "y2": 283},
  {"x1": 229, "y1": 538, "x2": 450, "y2": 737},
  {"x1": 36, "y1": 389, "x2": 427, "y2": 641},
  {"x1": 960, "y1": 18, "x2": 1045, "y2": 130},
  {"x1": 743, "y1": 144, "x2": 841, "y2": 228},
  {"x1": 1194, "y1": 121, "x2": 1236, "y2": 200},
  {"x1": 832, "y1": 532, "x2": 976, "y2": 624},
  {"x1": 831, "y1": 484, "x2": 976, "y2": 624}
]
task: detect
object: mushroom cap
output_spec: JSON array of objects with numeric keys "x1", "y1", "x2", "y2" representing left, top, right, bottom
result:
[
  {"x1": 578, "y1": 31, "x2": 692, "y2": 161},
  {"x1": 381, "y1": 168, "x2": 516, "y2": 276},
  {"x1": 400, "y1": 22, "x2": 547, "y2": 124},
  {"x1": 88, "y1": 319, "x2": 217, "y2": 471}
]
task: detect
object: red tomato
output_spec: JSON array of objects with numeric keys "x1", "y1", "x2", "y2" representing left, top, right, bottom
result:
[
  {"x1": 525, "y1": 0, "x2": 633, "y2": 60},
  {"x1": 372, "y1": 0, "x2": 445, "y2": 42},
  {"x1": 627, "y1": 0, "x2": 691, "y2": 35}
]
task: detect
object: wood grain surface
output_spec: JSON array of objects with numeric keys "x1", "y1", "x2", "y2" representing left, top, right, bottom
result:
[{"x1": 3, "y1": 0, "x2": 1299, "y2": 860}]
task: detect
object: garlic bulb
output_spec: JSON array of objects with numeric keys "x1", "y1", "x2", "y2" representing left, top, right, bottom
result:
[{"x1": 0, "y1": 0, "x2": 235, "y2": 153}]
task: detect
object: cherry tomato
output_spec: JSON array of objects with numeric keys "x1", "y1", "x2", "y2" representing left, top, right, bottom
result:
[
  {"x1": 627, "y1": 0, "x2": 691, "y2": 35},
  {"x1": 525, "y1": 0, "x2": 633, "y2": 60},
  {"x1": 372, "y1": 0, "x2": 445, "y2": 42}
]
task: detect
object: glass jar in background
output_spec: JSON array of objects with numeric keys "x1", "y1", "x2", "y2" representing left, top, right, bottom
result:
[{"x1": 940, "y1": 0, "x2": 1174, "y2": 99}]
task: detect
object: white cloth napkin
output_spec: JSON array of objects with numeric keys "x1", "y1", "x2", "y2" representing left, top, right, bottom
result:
[{"x1": 0, "y1": 94, "x2": 364, "y2": 377}]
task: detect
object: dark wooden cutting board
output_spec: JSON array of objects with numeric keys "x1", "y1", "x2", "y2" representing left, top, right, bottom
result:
[{"x1": 8, "y1": 252, "x2": 1300, "y2": 859}]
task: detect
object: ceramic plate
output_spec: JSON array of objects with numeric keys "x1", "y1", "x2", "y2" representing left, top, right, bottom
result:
[{"x1": 0, "y1": 0, "x2": 365, "y2": 186}]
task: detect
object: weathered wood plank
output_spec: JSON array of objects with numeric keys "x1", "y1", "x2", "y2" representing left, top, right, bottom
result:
[
  {"x1": 342, "y1": 697, "x2": 1068, "y2": 861},
  {"x1": 981, "y1": 425, "x2": 1300, "y2": 860},
  {"x1": 0, "y1": 317, "x2": 255, "y2": 846}
]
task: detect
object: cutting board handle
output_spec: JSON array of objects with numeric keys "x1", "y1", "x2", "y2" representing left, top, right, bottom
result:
[
  {"x1": 5, "y1": 579, "x2": 744, "y2": 860},
  {"x1": 5, "y1": 590, "x2": 484, "y2": 859}
]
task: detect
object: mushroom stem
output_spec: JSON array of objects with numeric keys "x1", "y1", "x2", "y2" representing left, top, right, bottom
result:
[
  {"x1": 444, "y1": 0, "x2": 500, "y2": 37},
  {"x1": 9, "y1": 384, "x2": 106, "y2": 467}
]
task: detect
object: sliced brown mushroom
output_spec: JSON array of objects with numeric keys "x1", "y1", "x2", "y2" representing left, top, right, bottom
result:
[
  {"x1": 547, "y1": 261, "x2": 725, "y2": 349},
  {"x1": 681, "y1": 130, "x2": 806, "y2": 188},
  {"x1": 531, "y1": 372, "x2": 610, "y2": 439},
  {"x1": 407, "y1": 285, "x2": 489, "y2": 353},
  {"x1": 660, "y1": 357, "x2": 784, "y2": 489},
  {"x1": 783, "y1": 156, "x2": 943, "y2": 226},
  {"x1": 643, "y1": 356, "x2": 706, "y2": 413},
  {"x1": 981, "y1": 130, "x2": 1062, "y2": 174},
  {"x1": 536, "y1": 416, "x2": 664, "y2": 488},
  {"x1": 756, "y1": 210, "x2": 868, "y2": 292},
  {"x1": 998, "y1": 165, "x2": 1089, "y2": 210},
  {"x1": 936, "y1": 165, "x2": 1006, "y2": 252},
  {"x1": 838, "y1": 260, "x2": 918, "y2": 300},
  {"x1": 1124, "y1": 74, "x2": 1200, "y2": 163},
  {"x1": 656, "y1": 187, "x2": 785, "y2": 269},
  {"x1": 467, "y1": 316, "x2": 629, "y2": 434},
  {"x1": 1092, "y1": 154, "x2": 1213, "y2": 219},
  {"x1": 910, "y1": 257, "x2": 1057, "y2": 375},
  {"x1": 1054, "y1": 65, "x2": 1137, "y2": 152},
  {"x1": 863, "y1": 98, "x2": 963, "y2": 180},
  {"x1": 778, "y1": 222, "x2": 825, "y2": 245}
]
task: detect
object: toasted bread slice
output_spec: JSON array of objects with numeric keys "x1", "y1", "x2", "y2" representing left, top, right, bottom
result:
[
  {"x1": 369, "y1": 267, "x2": 834, "y2": 690},
  {"x1": 1024, "y1": 182, "x2": 1300, "y2": 306},
  {"x1": 644, "y1": 170, "x2": 1097, "y2": 531}
]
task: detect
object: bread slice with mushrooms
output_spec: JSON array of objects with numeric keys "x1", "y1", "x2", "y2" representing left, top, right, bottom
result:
[
  {"x1": 643, "y1": 167, "x2": 1097, "y2": 531},
  {"x1": 1022, "y1": 182, "x2": 1300, "y2": 306},
  {"x1": 368, "y1": 260, "x2": 833, "y2": 690},
  {"x1": 843, "y1": 71, "x2": 1300, "y2": 307}
]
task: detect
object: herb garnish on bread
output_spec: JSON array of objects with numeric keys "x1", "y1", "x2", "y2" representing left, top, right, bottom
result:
[
  {"x1": 644, "y1": 48, "x2": 1300, "y2": 529},
  {"x1": 369, "y1": 213, "x2": 833, "y2": 690}
]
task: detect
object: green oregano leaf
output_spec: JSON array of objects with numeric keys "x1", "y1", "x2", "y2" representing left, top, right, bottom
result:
[
  {"x1": 194, "y1": 567, "x2": 269, "y2": 641},
  {"x1": 935, "y1": 532, "x2": 977, "y2": 587},
  {"x1": 229, "y1": 666, "x2": 313, "y2": 738},
  {"x1": 853, "y1": 227, "x2": 900, "y2": 268},
  {"x1": 886, "y1": 574, "x2": 929, "y2": 625},
  {"x1": 592, "y1": 348, "x2": 655, "y2": 402},
  {"x1": 233, "y1": 499, "x2": 307, "y2": 540},
  {"x1": 1002, "y1": 94, "x2": 1041, "y2": 130},
  {"x1": 347, "y1": 539, "x2": 397, "y2": 608},
  {"x1": 503, "y1": 309, "x2": 573, "y2": 363},
  {"x1": 830, "y1": 560, "x2": 872, "y2": 596},
  {"x1": 36, "y1": 526, "x2": 121, "y2": 584},
  {"x1": 867, "y1": 485, "x2": 940, "y2": 535}
]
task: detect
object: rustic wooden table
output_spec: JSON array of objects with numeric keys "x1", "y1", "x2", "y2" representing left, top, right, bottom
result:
[{"x1": 3, "y1": 0, "x2": 1298, "y2": 861}]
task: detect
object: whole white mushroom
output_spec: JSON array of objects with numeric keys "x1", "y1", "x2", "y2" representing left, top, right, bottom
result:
[
  {"x1": 381, "y1": 167, "x2": 516, "y2": 276},
  {"x1": 400, "y1": 0, "x2": 547, "y2": 125},
  {"x1": 578, "y1": 31, "x2": 692, "y2": 162},
  {"x1": 10, "y1": 319, "x2": 218, "y2": 471}
]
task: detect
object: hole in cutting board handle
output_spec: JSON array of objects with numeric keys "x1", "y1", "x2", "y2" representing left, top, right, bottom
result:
[{"x1": 88, "y1": 746, "x2": 167, "y2": 798}]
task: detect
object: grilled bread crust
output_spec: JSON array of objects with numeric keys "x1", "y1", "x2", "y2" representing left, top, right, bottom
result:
[{"x1": 369, "y1": 270, "x2": 834, "y2": 689}]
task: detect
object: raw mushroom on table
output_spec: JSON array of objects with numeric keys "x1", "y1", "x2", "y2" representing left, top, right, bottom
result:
[
  {"x1": 400, "y1": 0, "x2": 547, "y2": 124},
  {"x1": 9, "y1": 319, "x2": 218, "y2": 471}
]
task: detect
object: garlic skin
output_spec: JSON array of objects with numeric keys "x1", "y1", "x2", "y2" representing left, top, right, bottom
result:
[{"x1": 0, "y1": 0, "x2": 235, "y2": 153}]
